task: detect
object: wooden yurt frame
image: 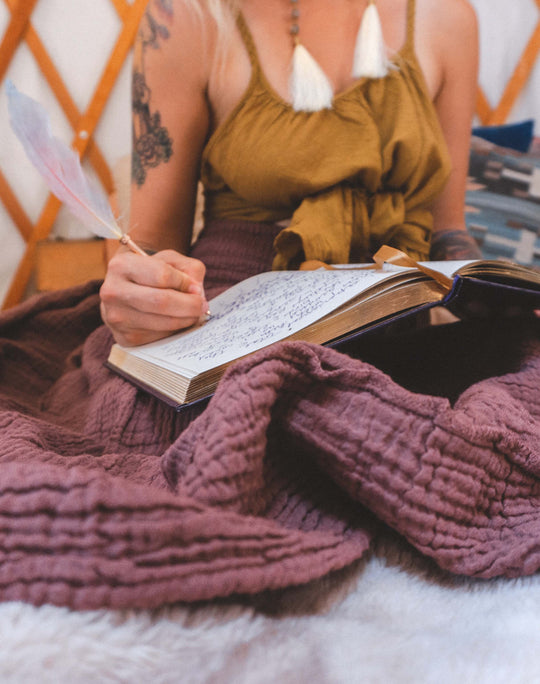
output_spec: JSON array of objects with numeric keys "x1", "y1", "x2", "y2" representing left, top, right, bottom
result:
[{"x1": 0, "y1": 0, "x2": 147, "y2": 308}]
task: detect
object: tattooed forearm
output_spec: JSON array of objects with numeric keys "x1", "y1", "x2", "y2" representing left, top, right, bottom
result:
[
  {"x1": 429, "y1": 230, "x2": 482, "y2": 261},
  {"x1": 132, "y1": 0, "x2": 174, "y2": 186}
]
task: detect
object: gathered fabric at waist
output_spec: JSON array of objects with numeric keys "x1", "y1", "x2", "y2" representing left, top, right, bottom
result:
[
  {"x1": 204, "y1": 183, "x2": 433, "y2": 270},
  {"x1": 275, "y1": 184, "x2": 433, "y2": 268}
]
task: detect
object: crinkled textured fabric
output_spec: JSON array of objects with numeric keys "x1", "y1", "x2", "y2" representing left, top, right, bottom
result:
[{"x1": 0, "y1": 220, "x2": 537, "y2": 610}]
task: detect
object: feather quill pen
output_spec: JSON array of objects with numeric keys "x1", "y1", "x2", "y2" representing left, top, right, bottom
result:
[{"x1": 5, "y1": 80, "x2": 146, "y2": 256}]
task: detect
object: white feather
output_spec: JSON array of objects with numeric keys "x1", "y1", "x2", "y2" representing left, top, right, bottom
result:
[{"x1": 6, "y1": 80, "x2": 123, "y2": 241}]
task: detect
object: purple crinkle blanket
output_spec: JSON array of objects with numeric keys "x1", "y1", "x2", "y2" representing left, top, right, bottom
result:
[{"x1": 0, "y1": 280, "x2": 538, "y2": 610}]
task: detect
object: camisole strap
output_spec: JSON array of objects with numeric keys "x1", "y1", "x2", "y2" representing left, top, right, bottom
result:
[
  {"x1": 403, "y1": 0, "x2": 416, "y2": 55},
  {"x1": 236, "y1": 12, "x2": 262, "y2": 77}
]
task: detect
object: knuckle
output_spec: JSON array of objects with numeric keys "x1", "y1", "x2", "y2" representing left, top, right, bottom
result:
[
  {"x1": 107, "y1": 253, "x2": 127, "y2": 275},
  {"x1": 147, "y1": 287, "x2": 172, "y2": 311},
  {"x1": 194, "y1": 259, "x2": 206, "y2": 279},
  {"x1": 99, "y1": 282, "x2": 114, "y2": 304},
  {"x1": 121, "y1": 331, "x2": 142, "y2": 347},
  {"x1": 159, "y1": 249, "x2": 177, "y2": 261},
  {"x1": 153, "y1": 262, "x2": 174, "y2": 289},
  {"x1": 103, "y1": 307, "x2": 124, "y2": 327},
  {"x1": 183, "y1": 254, "x2": 205, "y2": 278}
]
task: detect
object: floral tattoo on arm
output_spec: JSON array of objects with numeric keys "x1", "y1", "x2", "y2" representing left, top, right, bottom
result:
[{"x1": 132, "y1": 0, "x2": 174, "y2": 186}]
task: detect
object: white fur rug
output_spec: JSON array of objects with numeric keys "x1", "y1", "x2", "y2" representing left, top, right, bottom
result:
[{"x1": 1, "y1": 545, "x2": 540, "y2": 684}]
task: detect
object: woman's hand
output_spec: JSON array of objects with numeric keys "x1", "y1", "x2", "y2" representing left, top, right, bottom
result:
[{"x1": 100, "y1": 248, "x2": 208, "y2": 347}]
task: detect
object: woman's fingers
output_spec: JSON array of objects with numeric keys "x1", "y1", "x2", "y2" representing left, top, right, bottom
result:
[
  {"x1": 103, "y1": 278, "x2": 206, "y2": 321},
  {"x1": 100, "y1": 249, "x2": 209, "y2": 346},
  {"x1": 99, "y1": 300, "x2": 204, "y2": 347},
  {"x1": 155, "y1": 250, "x2": 206, "y2": 285},
  {"x1": 107, "y1": 250, "x2": 205, "y2": 294},
  {"x1": 100, "y1": 289, "x2": 206, "y2": 346}
]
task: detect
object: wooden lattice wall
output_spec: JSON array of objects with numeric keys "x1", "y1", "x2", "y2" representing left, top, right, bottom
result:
[
  {"x1": 476, "y1": 0, "x2": 540, "y2": 125},
  {"x1": 0, "y1": 0, "x2": 148, "y2": 309}
]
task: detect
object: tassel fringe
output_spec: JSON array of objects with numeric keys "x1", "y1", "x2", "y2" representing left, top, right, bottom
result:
[
  {"x1": 352, "y1": 1, "x2": 390, "y2": 79},
  {"x1": 290, "y1": 43, "x2": 333, "y2": 112},
  {"x1": 288, "y1": 0, "x2": 390, "y2": 111}
]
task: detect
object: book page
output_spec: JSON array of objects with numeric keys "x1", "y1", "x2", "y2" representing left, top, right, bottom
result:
[
  {"x1": 423, "y1": 260, "x2": 475, "y2": 278},
  {"x1": 126, "y1": 268, "x2": 405, "y2": 376},
  {"x1": 335, "y1": 260, "x2": 474, "y2": 278}
]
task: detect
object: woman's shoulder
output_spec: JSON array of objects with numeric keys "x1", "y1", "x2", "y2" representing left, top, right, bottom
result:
[
  {"x1": 163, "y1": 0, "x2": 237, "y2": 36},
  {"x1": 411, "y1": 0, "x2": 478, "y2": 99},
  {"x1": 415, "y1": 0, "x2": 478, "y2": 39},
  {"x1": 136, "y1": 0, "x2": 225, "y2": 87},
  {"x1": 147, "y1": 0, "x2": 216, "y2": 41},
  {"x1": 415, "y1": 0, "x2": 478, "y2": 68}
]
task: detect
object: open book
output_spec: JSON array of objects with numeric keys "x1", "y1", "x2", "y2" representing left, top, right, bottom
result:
[{"x1": 107, "y1": 258, "x2": 540, "y2": 408}]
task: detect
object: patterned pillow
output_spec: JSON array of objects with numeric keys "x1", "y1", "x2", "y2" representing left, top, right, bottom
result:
[{"x1": 465, "y1": 136, "x2": 540, "y2": 267}]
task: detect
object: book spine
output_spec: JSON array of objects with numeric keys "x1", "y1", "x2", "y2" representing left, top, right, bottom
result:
[{"x1": 445, "y1": 276, "x2": 540, "y2": 320}]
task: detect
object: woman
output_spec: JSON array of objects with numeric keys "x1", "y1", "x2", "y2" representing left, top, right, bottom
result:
[{"x1": 100, "y1": 0, "x2": 480, "y2": 347}]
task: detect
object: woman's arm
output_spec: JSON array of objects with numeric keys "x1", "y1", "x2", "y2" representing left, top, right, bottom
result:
[
  {"x1": 101, "y1": 0, "x2": 215, "y2": 346},
  {"x1": 418, "y1": 0, "x2": 482, "y2": 259}
]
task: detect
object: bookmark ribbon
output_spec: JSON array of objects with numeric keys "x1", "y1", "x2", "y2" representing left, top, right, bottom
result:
[
  {"x1": 299, "y1": 245, "x2": 454, "y2": 292},
  {"x1": 372, "y1": 245, "x2": 453, "y2": 291}
]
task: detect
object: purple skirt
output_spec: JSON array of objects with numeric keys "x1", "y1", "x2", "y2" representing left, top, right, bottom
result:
[{"x1": 189, "y1": 219, "x2": 283, "y2": 299}]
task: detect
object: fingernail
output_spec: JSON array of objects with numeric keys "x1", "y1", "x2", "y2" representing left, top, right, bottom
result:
[
  {"x1": 201, "y1": 299, "x2": 210, "y2": 316},
  {"x1": 188, "y1": 283, "x2": 203, "y2": 295}
]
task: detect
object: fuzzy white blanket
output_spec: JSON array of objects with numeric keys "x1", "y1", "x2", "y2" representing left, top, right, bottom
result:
[{"x1": 1, "y1": 545, "x2": 539, "y2": 684}]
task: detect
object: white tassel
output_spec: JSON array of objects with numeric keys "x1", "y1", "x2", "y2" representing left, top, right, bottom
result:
[
  {"x1": 352, "y1": 0, "x2": 390, "y2": 79},
  {"x1": 290, "y1": 42, "x2": 333, "y2": 112}
]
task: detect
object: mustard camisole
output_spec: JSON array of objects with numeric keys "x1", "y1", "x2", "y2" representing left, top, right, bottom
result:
[{"x1": 200, "y1": 0, "x2": 452, "y2": 268}]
